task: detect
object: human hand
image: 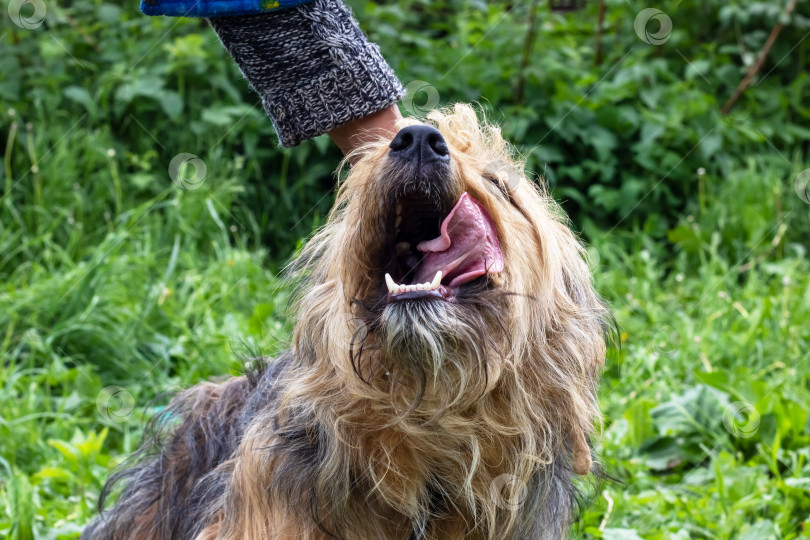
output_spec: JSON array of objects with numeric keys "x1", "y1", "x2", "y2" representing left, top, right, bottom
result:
[{"x1": 327, "y1": 104, "x2": 402, "y2": 163}]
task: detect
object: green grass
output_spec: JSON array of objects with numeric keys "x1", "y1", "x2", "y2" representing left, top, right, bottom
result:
[{"x1": 583, "y1": 161, "x2": 810, "y2": 538}]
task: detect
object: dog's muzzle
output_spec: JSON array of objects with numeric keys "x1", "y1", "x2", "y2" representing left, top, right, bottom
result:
[{"x1": 382, "y1": 125, "x2": 504, "y2": 304}]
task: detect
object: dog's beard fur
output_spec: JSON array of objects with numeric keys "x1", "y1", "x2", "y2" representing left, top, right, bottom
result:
[
  {"x1": 84, "y1": 104, "x2": 610, "y2": 540},
  {"x1": 376, "y1": 291, "x2": 503, "y2": 413}
]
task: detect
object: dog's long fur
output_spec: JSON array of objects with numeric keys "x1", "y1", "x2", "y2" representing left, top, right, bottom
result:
[{"x1": 84, "y1": 104, "x2": 609, "y2": 540}]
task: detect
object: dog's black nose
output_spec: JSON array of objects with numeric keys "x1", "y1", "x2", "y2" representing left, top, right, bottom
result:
[{"x1": 389, "y1": 125, "x2": 450, "y2": 164}]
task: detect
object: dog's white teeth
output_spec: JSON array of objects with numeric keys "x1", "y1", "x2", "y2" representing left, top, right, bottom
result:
[
  {"x1": 430, "y1": 271, "x2": 442, "y2": 290},
  {"x1": 385, "y1": 273, "x2": 396, "y2": 293},
  {"x1": 386, "y1": 271, "x2": 443, "y2": 295}
]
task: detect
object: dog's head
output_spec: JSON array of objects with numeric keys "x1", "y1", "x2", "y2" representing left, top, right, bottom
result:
[{"x1": 290, "y1": 104, "x2": 607, "y2": 418}]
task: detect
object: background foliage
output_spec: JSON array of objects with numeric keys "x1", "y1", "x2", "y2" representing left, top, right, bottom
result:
[{"x1": 1, "y1": 0, "x2": 809, "y2": 537}]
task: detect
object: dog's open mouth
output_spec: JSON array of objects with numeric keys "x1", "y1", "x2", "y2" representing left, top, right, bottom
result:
[{"x1": 386, "y1": 192, "x2": 504, "y2": 302}]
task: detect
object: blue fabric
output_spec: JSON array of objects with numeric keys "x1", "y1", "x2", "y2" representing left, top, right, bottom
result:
[{"x1": 141, "y1": 0, "x2": 315, "y2": 18}]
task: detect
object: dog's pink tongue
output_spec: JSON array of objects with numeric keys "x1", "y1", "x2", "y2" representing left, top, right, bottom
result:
[{"x1": 415, "y1": 192, "x2": 504, "y2": 287}]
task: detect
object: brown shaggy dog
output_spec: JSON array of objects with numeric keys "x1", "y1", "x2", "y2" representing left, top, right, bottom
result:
[{"x1": 83, "y1": 104, "x2": 609, "y2": 540}]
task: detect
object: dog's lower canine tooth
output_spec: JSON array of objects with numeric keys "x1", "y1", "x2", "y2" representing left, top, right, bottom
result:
[
  {"x1": 431, "y1": 271, "x2": 442, "y2": 289},
  {"x1": 385, "y1": 273, "x2": 396, "y2": 293}
]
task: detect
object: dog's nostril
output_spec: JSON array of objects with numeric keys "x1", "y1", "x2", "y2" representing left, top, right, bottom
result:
[
  {"x1": 389, "y1": 131, "x2": 413, "y2": 152},
  {"x1": 427, "y1": 133, "x2": 449, "y2": 157}
]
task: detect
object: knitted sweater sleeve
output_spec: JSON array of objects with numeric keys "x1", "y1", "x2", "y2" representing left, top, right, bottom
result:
[{"x1": 209, "y1": 0, "x2": 405, "y2": 147}]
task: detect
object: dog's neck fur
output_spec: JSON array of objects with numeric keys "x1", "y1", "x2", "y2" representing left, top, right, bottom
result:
[
  {"x1": 223, "y1": 358, "x2": 574, "y2": 540},
  {"x1": 206, "y1": 275, "x2": 586, "y2": 540}
]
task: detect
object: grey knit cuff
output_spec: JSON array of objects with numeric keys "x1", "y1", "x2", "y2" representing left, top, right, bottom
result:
[{"x1": 210, "y1": 0, "x2": 405, "y2": 147}]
